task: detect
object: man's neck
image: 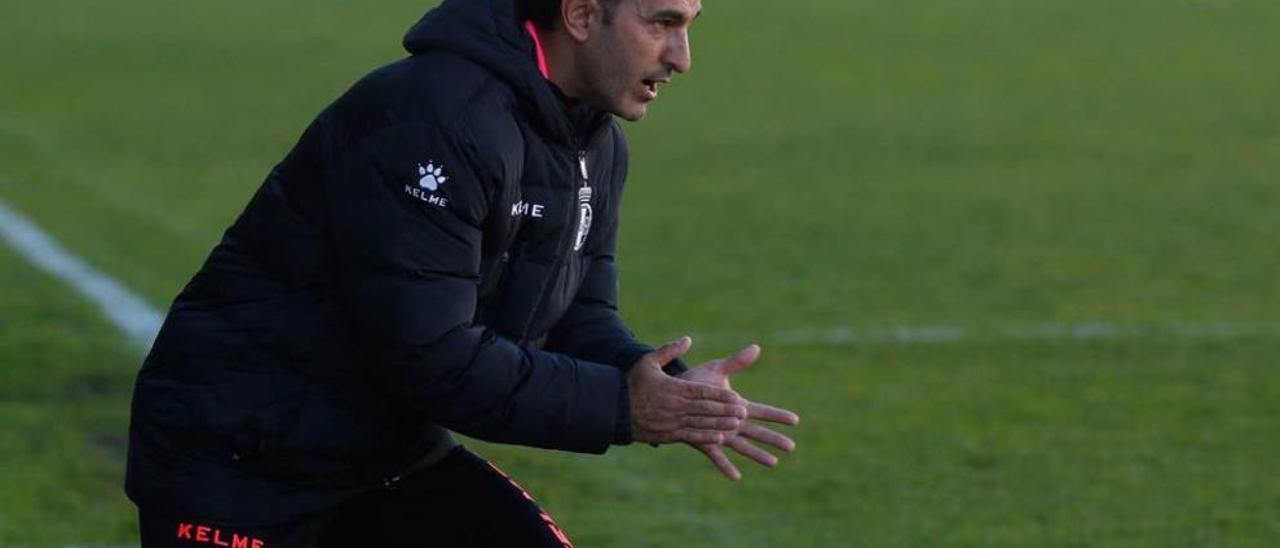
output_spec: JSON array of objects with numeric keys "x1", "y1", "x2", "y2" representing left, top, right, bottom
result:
[{"x1": 524, "y1": 22, "x2": 585, "y2": 100}]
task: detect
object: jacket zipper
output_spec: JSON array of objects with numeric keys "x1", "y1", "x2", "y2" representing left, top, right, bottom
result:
[{"x1": 573, "y1": 151, "x2": 594, "y2": 252}]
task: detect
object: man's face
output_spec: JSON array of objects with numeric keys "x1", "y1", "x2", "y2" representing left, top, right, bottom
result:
[{"x1": 576, "y1": 0, "x2": 701, "y2": 121}]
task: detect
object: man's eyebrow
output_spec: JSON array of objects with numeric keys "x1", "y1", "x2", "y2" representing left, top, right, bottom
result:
[{"x1": 649, "y1": 8, "x2": 701, "y2": 23}]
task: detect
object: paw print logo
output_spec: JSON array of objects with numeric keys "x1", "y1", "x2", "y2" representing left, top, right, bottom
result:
[{"x1": 418, "y1": 161, "x2": 447, "y2": 191}]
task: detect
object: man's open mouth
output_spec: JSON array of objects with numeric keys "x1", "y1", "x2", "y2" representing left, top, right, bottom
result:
[{"x1": 642, "y1": 78, "x2": 667, "y2": 99}]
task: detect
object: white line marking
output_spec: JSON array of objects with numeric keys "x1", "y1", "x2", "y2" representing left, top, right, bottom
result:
[
  {"x1": 0, "y1": 198, "x2": 162, "y2": 350},
  {"x1": 3, "y1": 197, "x2": 1277, "y2": 355}
]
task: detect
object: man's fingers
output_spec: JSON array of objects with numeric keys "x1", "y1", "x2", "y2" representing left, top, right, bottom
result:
[
  {"x1": 647, "y1": 336, "x2": 692, "y2": 368},
  {"x1": 716, "y1": 344, "x2": 760, "y2": 376},
  {"x1": 685, "y1": 398, "x2": 748, "y2": 419},
  {"x1": 684, "y1": 415, "x2": 741, "y2": 431},
  {"x1": 697, "y1": 444, "x2": 741, "y2": 481},
  {"x1": 740, "y1": 422, "x2": 797, "y2": 453},
  {"x1": 679, "y1": 379, "x2": 741, "y2": 405},
  {"x1": 747, "y1": 401, "x2": 800, "y2": 425},
  {"x1": 680, "y1": 429, "x2": 727, "y2": 445},
  {"x1": 727, "y1": 437, "x2": 778, "y2": 468}
]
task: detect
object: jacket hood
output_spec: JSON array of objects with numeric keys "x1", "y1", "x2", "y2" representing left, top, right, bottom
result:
[{"x1": 403, "y1": 0, "x2": 600, "y2": 146}]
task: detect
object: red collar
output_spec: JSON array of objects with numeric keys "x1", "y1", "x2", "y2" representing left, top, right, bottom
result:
[{"x1": 523, "y1": 21, "x2": 550, "y2": 79}]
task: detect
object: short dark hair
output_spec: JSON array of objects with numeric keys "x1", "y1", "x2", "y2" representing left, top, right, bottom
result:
[{"x1": 519, "y1": 0, "x2": 620, "y2": 30}]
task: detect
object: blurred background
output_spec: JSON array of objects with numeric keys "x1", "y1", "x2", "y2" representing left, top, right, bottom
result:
[{"x1": 2, "y1": 0, "x2": 1278, "y2": 545}]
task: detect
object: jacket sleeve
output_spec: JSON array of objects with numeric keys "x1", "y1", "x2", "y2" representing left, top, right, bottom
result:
[
  {"x1": 543, "y1": 138, "x2": 688, "y2": 376},
  {"x1": 326, "y1": 121, "x2": 632, "y2": 452}
]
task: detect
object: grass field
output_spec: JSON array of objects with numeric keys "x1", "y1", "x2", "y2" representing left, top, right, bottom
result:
[{"x1": 2, "y1": 0, "x2": 1279, "y2": 545}]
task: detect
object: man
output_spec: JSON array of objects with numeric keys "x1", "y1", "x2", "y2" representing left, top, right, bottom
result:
[{"x1": 126, "y1": 0, "x2": 799, "y2": 545}]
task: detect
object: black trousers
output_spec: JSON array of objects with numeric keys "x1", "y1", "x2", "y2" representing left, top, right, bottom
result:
[{"x1": 138, "y1": 446, "x2": 573, "y2": 548}]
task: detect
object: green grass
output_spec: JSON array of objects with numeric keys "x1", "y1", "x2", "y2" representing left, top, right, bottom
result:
[
  {"x1": 2, "y1": 0, "x2": 1279, "y2": 545},
  {"x1": 0, "y1": 246, "x2": 138, "y2": 546}
]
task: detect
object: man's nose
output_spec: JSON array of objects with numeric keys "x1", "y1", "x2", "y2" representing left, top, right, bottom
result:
[{"x1": 663, "y1": 29, "x2": 692, "y2": 74}]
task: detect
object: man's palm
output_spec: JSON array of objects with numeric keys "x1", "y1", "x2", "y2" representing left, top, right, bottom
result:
[{"x1": 679, "y1": 344, "x2": 800, "y2": 480}]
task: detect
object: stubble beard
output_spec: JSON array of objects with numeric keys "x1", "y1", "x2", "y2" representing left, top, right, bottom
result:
[{"x1": 577, "y1": 24, "x2": 646, "y2": 121}]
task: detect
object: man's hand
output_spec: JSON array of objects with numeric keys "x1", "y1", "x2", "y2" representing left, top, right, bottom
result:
[
  {"x1": 680, "y1": 343, "x2": 800, "y2": 481},
  {"x1": 628, "y1": 337, "x2": 748, "y2": 445}
]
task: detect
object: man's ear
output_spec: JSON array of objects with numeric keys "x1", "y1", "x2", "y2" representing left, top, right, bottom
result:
[{"x1": 561, "y1": 0, "x2": 598, "y2": 42}]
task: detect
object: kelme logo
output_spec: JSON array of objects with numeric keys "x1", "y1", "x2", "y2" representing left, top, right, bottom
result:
[
  {"x1": 418, "y1": 161, "x2": 447, "y2": 191},
  {"x1": 404, "y1": 160, "x2": 449, "y2": 208}
]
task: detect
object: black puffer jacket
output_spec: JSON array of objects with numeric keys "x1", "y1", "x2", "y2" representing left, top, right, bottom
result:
[{"x1": 126, "y1": 0, "x2": 683, "y2": 525}]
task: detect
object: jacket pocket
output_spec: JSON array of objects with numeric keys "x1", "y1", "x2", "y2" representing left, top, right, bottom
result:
[
  {"x1": 229, "y1": 396, "x2": 353, "y2": 485},
  {"x1": 228, "y1": 385, "x2": 401, "y2": 486}
]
